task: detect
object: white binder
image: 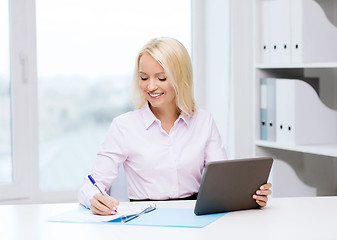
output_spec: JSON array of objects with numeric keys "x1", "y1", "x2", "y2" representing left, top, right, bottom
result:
[
  {"x1": 277, "y1": 0, "x2": 291, "y2": 64},
  {"x1": 269, "y1": 0, "x2": 280, "y2": 64},
  {"x1": 269, "y1": 0, "x2": 291, "y2": 64},
  {"x1": 291, "y1": 0, "x2": 337, "y2": 63},
  {"x1": 260, "y1": 0, "x2": 270, "y2": 64},
  {"x1": 276, "y1": 79, "x2": 295, "y2": 143},
  {"x1": 290, "y1": 0, "x2": 303, "y2": 63},
  {"x1": 276, "y1": 79, "x2": 337, "y2": 145}
]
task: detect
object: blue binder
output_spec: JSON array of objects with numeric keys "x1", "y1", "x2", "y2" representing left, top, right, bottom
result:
[
  {"x1": 260, "y1": 78, "x2": 268, "y2": 140},
  {"x1": 267, "y1": 78, "x2": 276, "y2": 141},
  {"x1": 260, "y1": 78, "x2": 276, "y2": 141}
]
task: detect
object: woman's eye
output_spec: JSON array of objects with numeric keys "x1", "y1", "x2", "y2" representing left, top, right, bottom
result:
[
  {"x1": 140, "y1": 77, "x2": 148, "y2": 80},
  {"x1": 158, "y1": 78, "x2": 166, "y2": 81}
]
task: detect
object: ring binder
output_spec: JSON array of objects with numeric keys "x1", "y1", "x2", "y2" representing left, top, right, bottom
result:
[
  {"x1": 276, "y1": 79, "x2": 337, "y2": 145},
  {"x1": 121, "y1": 204, "x2": 157, "y2": 223},
  {"x1": 259, "y1": 0, "x2": 337, "y2": 64}
]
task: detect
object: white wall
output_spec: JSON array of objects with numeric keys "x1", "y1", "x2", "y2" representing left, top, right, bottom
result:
[
  {"x1": 193, "y1": 0, "x2": 255, "y2": 159},
  {"x1": 230, "y1": 0, "x2": 255, "y2": 158},
  {"x1": 192, "y1": 0, "x2": 234, "y2": 158}
]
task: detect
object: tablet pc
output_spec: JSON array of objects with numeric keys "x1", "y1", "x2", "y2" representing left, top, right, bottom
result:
[{"x1": 194, "y1": 157, "x2": 273, "y2": 215}]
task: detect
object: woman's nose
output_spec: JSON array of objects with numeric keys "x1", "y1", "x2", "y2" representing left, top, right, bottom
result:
[{"x1": 147, "y1": 78, "x2": 158, "y2": 91}]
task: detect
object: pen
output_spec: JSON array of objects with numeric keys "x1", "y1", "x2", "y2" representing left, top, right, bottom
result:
[
  {"x1": 88, "y1": 175, "x2": 106, "y2": 196},
  {"x1": 88, "y1": 175, "x2": 118, "y2": 214}
]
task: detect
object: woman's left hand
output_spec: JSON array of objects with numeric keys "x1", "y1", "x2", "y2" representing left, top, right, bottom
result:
[{"x1": 253, "y1": 183, "x2": 272, "y2": 207}]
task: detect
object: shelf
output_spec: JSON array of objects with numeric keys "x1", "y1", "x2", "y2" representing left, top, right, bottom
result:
[
  {"x1": 255, "y1": 140, "x2": 337, "y2": 158},
  {"x1": 255, "y1": 62, "x2": 337, "y2": 69}
]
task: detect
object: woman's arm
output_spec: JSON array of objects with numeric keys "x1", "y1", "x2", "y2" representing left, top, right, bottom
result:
[{"x1": 78, "y1": 118, "x2": 128, "y2": 211}]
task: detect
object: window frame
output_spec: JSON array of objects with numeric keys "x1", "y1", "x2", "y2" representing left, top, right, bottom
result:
[{"x1": 0, "y1": 0, "x2": 38, "y2": 201}]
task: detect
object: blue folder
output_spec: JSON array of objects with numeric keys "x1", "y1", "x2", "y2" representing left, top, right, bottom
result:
[{"x1": 48, "y1": 207, "x2": 227, "y2": 228}]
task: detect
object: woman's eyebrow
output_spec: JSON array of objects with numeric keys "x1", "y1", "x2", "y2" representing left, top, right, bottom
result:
[
  {"x1": 138, "y1": 72, "x2": 149, "y2": 76},
  {"x1": 138, "y1": 71, "x2": 166, "y2": 76}
]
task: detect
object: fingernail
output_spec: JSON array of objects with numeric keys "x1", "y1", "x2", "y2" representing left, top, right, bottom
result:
[
  {"x1": 253, "y1": 195, "x2": 257, "y2": 199},
  {"x1": 111, "y1": 210, "x2": 116, "y2": 214},
  {"x1": 112, "y1": 207, "x2": 117, "y2": 211},
  {"x1": 260, "y1": 186, "x2": 265, "y2": 190},
  {"x1": 257, "y1": 190, "x2": 261, "y2": 194}
]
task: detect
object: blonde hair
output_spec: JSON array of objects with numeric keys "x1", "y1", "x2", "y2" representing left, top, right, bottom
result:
[{"x1": 132, "y1": 37, "x2": 195, "y2": 116}]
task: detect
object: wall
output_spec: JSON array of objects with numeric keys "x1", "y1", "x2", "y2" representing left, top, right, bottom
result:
[
  {"x1": 230, "y1": 0, "x2": 255, "y2": 158},
  {"x1": 193, "y1": 0, "x2": 240, "y2": 159}
]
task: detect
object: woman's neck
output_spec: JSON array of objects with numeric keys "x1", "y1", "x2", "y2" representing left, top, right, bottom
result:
[{"x1": 150, "y1": 103, "x2": 180, "y2": 134}]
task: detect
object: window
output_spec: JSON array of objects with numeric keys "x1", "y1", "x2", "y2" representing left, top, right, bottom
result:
[
  {"x1": 36, "y1": 0, "x2": 191, "y2": 192},
  {"x1": 0, "y1": 0, "x2": 191, "y2": 202},
  {"x1": 0, "y1": 0, "x2": 12, "y2": 184}
]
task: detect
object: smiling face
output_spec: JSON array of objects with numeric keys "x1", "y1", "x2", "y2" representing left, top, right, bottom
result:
[{"x1": 138, "y1": 52, "x2": 177, "y2": 112}]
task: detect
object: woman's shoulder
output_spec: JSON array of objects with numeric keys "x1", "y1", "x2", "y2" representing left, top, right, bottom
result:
[
  {"x1": 187, "y1": 108, "x2": 215, "y2": 129},
  {"x1": 192, "y1": 108, "x2": 214, "y2": 121},
  {"x1": 113, "y1": 108, "x2": 140, "y2": 124}
]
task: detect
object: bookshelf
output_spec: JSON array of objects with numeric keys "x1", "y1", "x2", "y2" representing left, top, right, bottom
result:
[
  {"x1": 255, "y1": 140, "x2": 337, "y2": 158},
  {"x1": 253, "y1": 0, "x2": 337, "y2": 197},
  {"x1": 256, "y1": 62, "x2": 337, "y2": 69}
]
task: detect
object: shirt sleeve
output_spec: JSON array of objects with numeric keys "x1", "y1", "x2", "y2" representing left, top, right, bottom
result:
[
  {"x1": 78, "y1": 118, "x2": 128, "y2": 208},
  {"x1": 204, "y1": 114, "x2": 228, "y2": 165}
]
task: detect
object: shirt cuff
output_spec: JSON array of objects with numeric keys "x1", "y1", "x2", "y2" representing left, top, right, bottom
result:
[{"x1": 78, "y1": 179, "x2": 100, "y2": 208}]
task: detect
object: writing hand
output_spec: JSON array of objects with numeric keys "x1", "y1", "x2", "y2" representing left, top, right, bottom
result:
[{"x1": 89, "y1": 193, "x2": 119, "y2": 215}]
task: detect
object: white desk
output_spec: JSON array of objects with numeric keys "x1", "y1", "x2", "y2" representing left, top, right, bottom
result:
[{"x1": 1, "y1": 197, "x2": 337, "y2": 240}]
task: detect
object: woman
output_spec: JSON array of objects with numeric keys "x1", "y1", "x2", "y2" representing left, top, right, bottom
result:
[{"x1": 78, "y1": 37, "x2": 272, "y2": 215}]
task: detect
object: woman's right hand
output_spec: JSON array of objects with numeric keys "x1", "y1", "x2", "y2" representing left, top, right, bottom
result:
[{"x1": 89, "y1": 193, "x2": 119, "y2": 215}]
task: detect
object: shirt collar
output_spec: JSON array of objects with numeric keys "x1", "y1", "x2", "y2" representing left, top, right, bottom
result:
[
  {"x1": 140, "y1": 102, "x2": 191, "y2": 130},
  {"x1": 140, "y1": 103, "x2": 158, "y2": 129},
  {"x1": 178, "y1": 111, "x2": 191, "y2": 126}
]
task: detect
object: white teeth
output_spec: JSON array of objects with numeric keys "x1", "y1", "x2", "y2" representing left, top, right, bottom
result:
[{"x1": 149, "y1": 93, "x2": 163, "y2": 97}]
